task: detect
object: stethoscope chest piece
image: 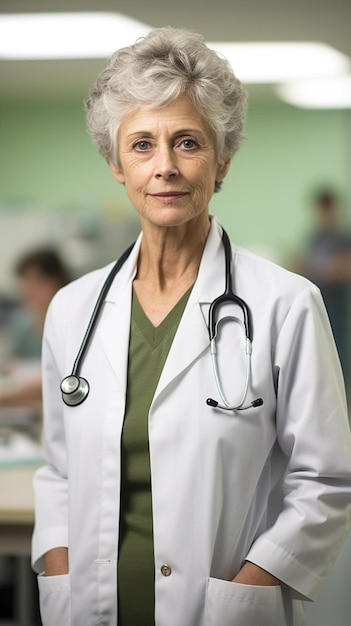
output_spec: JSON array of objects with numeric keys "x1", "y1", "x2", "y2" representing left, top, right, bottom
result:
[{"x1": 61, "y1": 375, "x2": 90, "y2": 406}]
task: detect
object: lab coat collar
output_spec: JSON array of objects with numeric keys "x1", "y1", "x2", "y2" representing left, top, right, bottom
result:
[
  {"x1": 102, "y1": 216, "x2": 227, "y2": 306},
  {"x1": 153, "y1": 216, "x2": 229, "y2": 402},
  {"x1": 98, "y1": 216, "x2": 229, "y2": 396},
  {"x1": 194, "y1": 215, "x2": 227, "y2": 304},
  {"x1": 103, "y1": 231, "x2": 143, "y2": 304},
  {"x1": 96, "y1": 232, "x2": 141, "y2": 391}
]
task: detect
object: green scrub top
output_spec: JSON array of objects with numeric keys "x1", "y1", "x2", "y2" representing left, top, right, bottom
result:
[{"x1": 118, "y1": 284, "x2": 194, "y2": 625}]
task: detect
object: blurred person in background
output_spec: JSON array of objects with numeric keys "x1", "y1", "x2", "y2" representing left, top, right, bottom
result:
[
  {"x1": 295, "y1": 188, "x2": 351, "y2": 388},
  {"x1": 0, "y1": 248, "x2": 71, "y2": 408}
]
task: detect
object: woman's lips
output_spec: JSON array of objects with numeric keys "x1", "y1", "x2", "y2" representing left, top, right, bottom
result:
[{"x1": 150, "y1": 192, "x2": 188, "y2": 201}]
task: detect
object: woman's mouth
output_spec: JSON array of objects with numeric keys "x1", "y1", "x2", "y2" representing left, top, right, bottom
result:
[{"x1": 150, "y1": 192, "x2": 188, "y2": 202}]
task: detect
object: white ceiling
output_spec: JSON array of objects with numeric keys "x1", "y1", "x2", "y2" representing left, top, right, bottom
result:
[{"x1": 0, "y1": 0, "x2": 350, "y2": 102}]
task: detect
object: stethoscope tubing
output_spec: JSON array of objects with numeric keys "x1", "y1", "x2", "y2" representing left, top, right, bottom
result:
[
  {"x1": 71, "y1": 243, "x2": 134, "y2": 378},
  {"x1": 61, "y1": 228, "x2": 263, "y2": 411},
  {"x1": 60, "y1": 243, "x2": 134, "y2": 405},
  {"x1": 206, "y1": 231, "x2": 261, "y2": 410},
  {"x1": 210, "y1": 336, "x2": 252, "y2": 410},
  {"x1": 208, "y1": 229, "x2": 252, "y2": 343}
]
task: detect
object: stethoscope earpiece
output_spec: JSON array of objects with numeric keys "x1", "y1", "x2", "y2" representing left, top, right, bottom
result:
[
  {"x1": 61, "y1": 375, "x2": 90, "y2": 406},
  {"x1": 206, "y1": 397, "x2": 263, "y2": 410}
]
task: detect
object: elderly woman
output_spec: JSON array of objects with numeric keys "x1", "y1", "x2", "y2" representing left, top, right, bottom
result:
[{"x1": 32, "y1": 27, "x2": 351, "y2": 626}]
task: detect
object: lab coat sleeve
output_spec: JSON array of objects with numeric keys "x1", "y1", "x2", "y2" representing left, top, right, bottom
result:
[
  {"x1": 246, "y1": 283, "x2": 351, "y2": 600},
  {"x1": 32, "y1": 296, "x2": 69, "y2": 574}
]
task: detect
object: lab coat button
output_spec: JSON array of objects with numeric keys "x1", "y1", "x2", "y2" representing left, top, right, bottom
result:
[{"x1": 160, "y1": 564, "x2": 172, "y2": 577}]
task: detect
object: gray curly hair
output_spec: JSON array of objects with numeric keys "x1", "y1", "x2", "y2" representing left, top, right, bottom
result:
[{"x1": 86, "y1": 26, "x2": 247, "y2": 185}]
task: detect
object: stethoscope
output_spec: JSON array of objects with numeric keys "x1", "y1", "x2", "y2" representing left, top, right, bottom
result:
[{"x1": 60, "y1": 229, "x2": 263, "y2": 411}]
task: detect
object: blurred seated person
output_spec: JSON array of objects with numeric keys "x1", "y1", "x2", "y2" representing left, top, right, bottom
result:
[{"x1": 0, "y1": 248, "x2": 71, "y2": 408}]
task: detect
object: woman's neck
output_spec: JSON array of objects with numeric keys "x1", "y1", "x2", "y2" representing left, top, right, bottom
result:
[
  {"x1": 136, "y1": 217, "x2": 210, "y2": 292},
  {"x1": 132, "y1": 217, "x2": 210, "y2": 326}
]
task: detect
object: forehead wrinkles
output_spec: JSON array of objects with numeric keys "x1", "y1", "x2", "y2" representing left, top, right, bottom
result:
[{"x1": 119, "y1": 99, "x2": 212, "y2": 139}]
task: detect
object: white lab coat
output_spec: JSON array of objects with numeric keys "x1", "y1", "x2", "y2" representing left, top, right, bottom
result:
[{"x1": 32, "y1": 217, "x2": 351, "y2": 626}]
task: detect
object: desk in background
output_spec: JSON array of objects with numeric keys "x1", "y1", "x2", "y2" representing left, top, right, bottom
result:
[{"x1": 0, "y1": 464, "x2": 42, "y2": 626}]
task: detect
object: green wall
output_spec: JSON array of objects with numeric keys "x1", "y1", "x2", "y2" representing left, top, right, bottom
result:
[
  {"x1": 0, "y1": 97, "x2": 350, "y2": 264},
  {"x1": 211, "y1": 101, "x2": 350, "y2": 262}
]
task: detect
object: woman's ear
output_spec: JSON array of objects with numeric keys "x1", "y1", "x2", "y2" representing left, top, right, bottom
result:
[
  {"x1": 216, "y1": 159, "x2": 231, "y2": 183},
  {"x1": 109, "y1": 159, "x2": 125, "y2": 184}
]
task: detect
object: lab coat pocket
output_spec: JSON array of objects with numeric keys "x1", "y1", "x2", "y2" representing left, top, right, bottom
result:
[
  {"x1": 204, "y1": 577, "x2": 286, "y2": 626},
  {"x1": 38, "y1": 572, "x2": 71, "y2": 626}
]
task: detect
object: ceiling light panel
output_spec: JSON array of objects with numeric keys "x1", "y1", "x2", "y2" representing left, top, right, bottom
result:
[
  {"x1": 277, "y1": 75, "x2": 351, "y2": 108},
  {"x1": 209, "y1": 42, "x2": 350, "y2": 83},
  {"x1": 0, "y1": 13, "x2": 151, "y2": 59}
]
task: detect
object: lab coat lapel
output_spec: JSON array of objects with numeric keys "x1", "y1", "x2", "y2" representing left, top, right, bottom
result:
[
  {"x1": 153, "y1": 291, "x2": 210, "y2": 400},
  {"x1": 97, "y1": 236, "x2": 141, "y2": 392},
  {"x1": 154, "y1": 218, "x2": 226, "y2": 401}
]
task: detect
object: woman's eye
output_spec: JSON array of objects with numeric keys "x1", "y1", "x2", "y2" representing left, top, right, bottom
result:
[
  {"x1": 134, "y1": 140, "x2": 150, "y2": 151},
  {"x1": 180, "y1": 139, "x2": 197, "y2": 149}
]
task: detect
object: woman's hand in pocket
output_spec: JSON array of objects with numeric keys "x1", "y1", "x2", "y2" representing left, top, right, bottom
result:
[
  {"x1": 44, "y1": 547, "x2": 69, "y2": 576},
  {"x1": 232, "y1": 561, "x2": 280, "y2": 586}
]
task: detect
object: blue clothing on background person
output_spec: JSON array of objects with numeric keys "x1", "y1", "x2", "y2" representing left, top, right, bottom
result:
[{"x1": 2, "y1": 308, "x2": 42, "y2": 362}]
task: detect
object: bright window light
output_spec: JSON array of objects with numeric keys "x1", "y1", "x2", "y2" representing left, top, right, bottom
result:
[
  {"x1": 209, "y1": 42, "x2": 350, "y2": 83},
  {"x1": 0, "y1": 13, "x2": 151, "y2": 59},
  {"x1": 277, "y1": 75, "x2": 351, "y2": 109}
]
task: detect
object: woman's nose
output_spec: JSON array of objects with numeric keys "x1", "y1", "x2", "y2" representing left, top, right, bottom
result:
[{"x1": 154, "y1": 147, "x2": 178, "y2": 179}]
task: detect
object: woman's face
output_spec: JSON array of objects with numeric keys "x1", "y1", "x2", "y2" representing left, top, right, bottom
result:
[{"x1": 110, "y1": 97, "x2": 230, "y2": 231}]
